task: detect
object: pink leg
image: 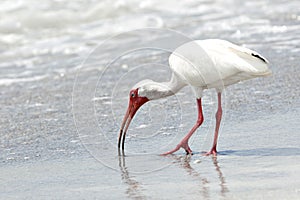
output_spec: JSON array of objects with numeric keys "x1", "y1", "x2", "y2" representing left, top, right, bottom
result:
[
  {"x1": 205, "y1": 92, "x2": 222, "y2": 157},
  {"x1": 162, "y1": 98, "x2": 204, "y2": 155}
]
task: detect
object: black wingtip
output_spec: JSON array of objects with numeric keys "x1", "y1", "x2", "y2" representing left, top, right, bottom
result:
[{"x1": 251, "y1": 53, "x2": 267, "y2": 63}]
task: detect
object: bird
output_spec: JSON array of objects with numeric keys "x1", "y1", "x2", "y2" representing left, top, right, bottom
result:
[{"x1": 118, "y1": 39, "x2": 271, "y2": 156}]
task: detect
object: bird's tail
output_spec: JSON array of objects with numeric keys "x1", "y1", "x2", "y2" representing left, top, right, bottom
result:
[{"x1": 251, "y1": 68, "x2": 272, "y2": 77}]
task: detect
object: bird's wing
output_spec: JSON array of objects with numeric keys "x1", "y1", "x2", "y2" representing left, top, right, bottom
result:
[
  {"x1": 168, "y1": 40, "x2": 271, "y2": 89},
  {"x1": 203, "y1": 39, "x2": 271, "y2": 76}
]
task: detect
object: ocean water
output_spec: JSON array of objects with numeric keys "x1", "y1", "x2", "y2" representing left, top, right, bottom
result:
[{"x1": 1, "y1": 0, "x2": 300, "y2": 199}]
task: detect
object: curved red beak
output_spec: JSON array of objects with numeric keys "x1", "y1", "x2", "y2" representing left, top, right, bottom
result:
[{"x1": 118, "y1": 89, "x2": 149, "y2": 150}]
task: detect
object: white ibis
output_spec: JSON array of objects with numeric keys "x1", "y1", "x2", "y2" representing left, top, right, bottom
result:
[{"x1": 118, "y1": 39, "x2": 271, "y2": 156}]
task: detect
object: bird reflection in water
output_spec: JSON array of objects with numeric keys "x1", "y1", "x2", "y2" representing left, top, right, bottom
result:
[
  {"x1": 170, "y1": 155, "x2": 229, "y2": 198},
  {"x1": 118, "y1": 150, "x2": 146, "y2": 200},
  {"x1": 118, "y1": 149, "x2": 228, "y2": 199},
  {"x1": 212, "y1": 157, "x2": 229, "y2": 196}
]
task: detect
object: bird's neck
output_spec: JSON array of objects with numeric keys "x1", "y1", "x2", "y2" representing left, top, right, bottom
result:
[{"x1": 142, "y1": 74, "x2": 186, "y2": 100}]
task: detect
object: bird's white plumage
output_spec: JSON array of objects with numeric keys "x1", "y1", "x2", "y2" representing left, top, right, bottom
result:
[
  {"x1": 169, "y1": 39, "x2": 271, "y2": 95},
  {"x1": 136, "y1": 39, "x2": 271, "y2": 99}
]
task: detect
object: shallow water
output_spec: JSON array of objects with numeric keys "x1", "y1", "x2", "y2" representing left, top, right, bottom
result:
[{"x1": 1, "y1": 0, "x2": 300, "y2": 199}]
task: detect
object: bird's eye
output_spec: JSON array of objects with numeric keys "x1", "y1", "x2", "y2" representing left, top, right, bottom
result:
[{"x1": 131, "y1": 93, "x2": 135, "y2": 98}]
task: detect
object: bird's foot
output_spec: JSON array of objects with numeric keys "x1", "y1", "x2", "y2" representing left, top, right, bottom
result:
[
  {"x1": 203, "y1": 148, "x2": 217, "y2": 157},
  {"x1": 161, "y1": 140, "x2": 193, "y2": 156}
]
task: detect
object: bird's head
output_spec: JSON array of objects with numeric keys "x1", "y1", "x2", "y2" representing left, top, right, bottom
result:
[
  {"x1": 118, "y1": 87, "x2": 149, "y2": 149},
  {"x1": 126, "y1": 88, "x2": 150, "y2": 119}
]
